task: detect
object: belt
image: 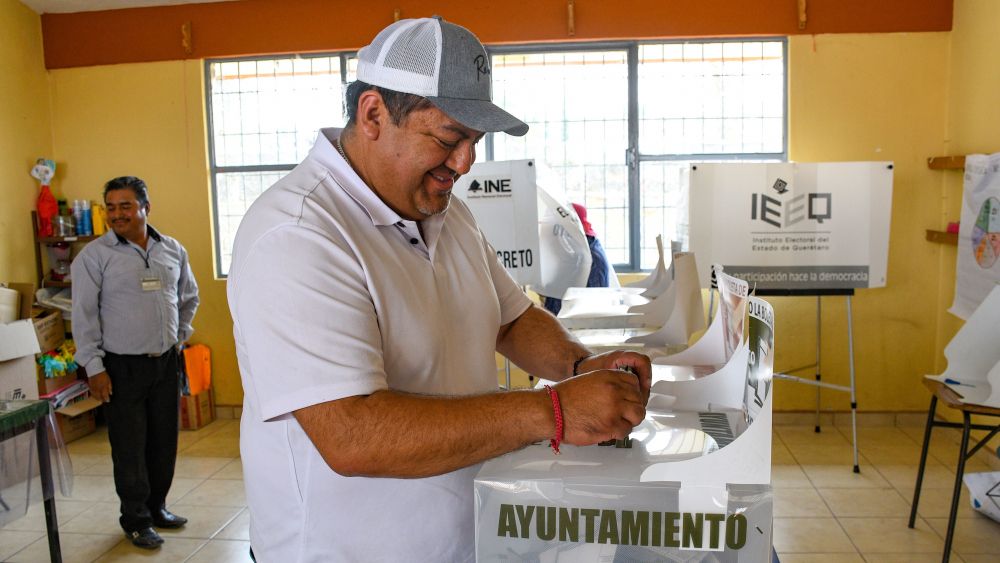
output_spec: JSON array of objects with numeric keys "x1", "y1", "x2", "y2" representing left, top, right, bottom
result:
[{"x1": 108, "y1": 348, "x2": 174, "y2": 359}]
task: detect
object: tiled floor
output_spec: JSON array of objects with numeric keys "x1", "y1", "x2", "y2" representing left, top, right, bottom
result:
[{"x1": 1, "y1": 418, "x2": 998, "y2": 562}]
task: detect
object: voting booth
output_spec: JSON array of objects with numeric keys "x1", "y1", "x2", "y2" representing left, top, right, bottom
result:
[
  {"x1": 475, "y1": 298, "x2": 775, "y2": 561},
  {"x1": 453, "y1": 159, "x2": 540, "y2": 286}
]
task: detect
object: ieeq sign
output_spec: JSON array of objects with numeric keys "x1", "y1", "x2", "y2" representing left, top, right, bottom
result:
[
  {"x1": 454, "y1": 159, "x2": 540, "y2": 286},
  {"x1": 688, "y1": 162, "x2": 893, "y2": 291}
]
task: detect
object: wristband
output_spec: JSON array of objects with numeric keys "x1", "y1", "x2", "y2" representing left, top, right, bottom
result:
[
  {"x1": 543, "y1": 385, "x2": 563, "y2": 455},
  {"x1": 572, "y1": 354, "x2": 591, "y2": 377}
]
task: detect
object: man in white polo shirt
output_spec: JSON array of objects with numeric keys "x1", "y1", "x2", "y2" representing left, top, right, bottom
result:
[{"x1": 228, "y1": 16, "x2": 652, "y2": 562}]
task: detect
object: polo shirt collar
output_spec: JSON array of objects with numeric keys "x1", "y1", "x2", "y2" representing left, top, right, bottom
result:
[
  {"x1": 106, "y1": 225, "x2": 162, "y2": 247},
  {"x1": 315, "y1": 127, "x2": 447, "y2": 250}
]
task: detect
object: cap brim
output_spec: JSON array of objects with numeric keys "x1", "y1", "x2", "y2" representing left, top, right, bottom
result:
[{"x1": 426, "y1": 97, "x2": 529, "y2": 137}]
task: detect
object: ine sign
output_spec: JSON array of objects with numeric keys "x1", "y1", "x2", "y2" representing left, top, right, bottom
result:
[
  {"x1": 688, "y1": 162, "x2": 893, "y2": 291},
  {"x1": 454, "y1": 159, "x2": 540, "y2": 286}
]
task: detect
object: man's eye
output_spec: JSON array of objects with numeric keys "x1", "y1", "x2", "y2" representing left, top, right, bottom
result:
[{"x1": 436, "y1": 138, "x2": 459, "y2": 149}]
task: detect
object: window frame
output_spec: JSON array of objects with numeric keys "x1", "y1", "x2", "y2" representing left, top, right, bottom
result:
[
  {"x1": 486, "y1": 37, "x2": 788, "y2": 271},
  {"x1": 203, "y1": 51, "x2": 355, "y2": 277},
  {"x1": 204, "y1": 38, "x2": 787, "y2": 276}
]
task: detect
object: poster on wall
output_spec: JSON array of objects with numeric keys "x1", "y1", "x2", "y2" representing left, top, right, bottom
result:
[
  {"x1": 950, "y1": 153, "x2": 1000, "y2": 320},
  {"x1": 453, "y1": 159, "x2": 540, "y2": 286},
  {"x1": 688, "y1": 162, "x2": 893, "y2": 291}
]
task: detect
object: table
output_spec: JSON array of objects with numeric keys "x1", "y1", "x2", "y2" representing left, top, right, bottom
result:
[
  {"x1": 908, "y1": 378, "x2": 1000, "y2": 563},
  {"x1": 0, "y1": 400, "x2": 62, "y2": 562}
]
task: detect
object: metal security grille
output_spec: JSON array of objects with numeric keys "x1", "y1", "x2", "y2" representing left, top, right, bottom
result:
[
  {"x1": 205, "y1": 54, "x2": 357, "y2": 276},
  {"x1": 204, "y1": 39, "x2": 785, "y2": 275},
  {"x1": 489, "y1": 39, "x2": 786, "y2": 270}
]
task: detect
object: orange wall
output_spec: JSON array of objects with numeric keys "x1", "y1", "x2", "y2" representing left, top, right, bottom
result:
[{"x1": 42, "y1": 0, "x2": 952, "y2": 69}]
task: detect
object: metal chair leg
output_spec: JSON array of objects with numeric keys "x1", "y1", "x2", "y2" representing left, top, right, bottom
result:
[
  {"x1": 941, "y1": 413, "x2": 971, "y2": 563},
  {"x1": 909, "y1": 395, "x2": 937, "y2": 528}
]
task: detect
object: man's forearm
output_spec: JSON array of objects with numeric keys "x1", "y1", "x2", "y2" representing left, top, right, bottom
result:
[
  {"x1": 295, "y1": 388, "x2": 553, "y2": 478},
  {"x1": 496, "y1": 304, "x2": 590, "y2": 381}
]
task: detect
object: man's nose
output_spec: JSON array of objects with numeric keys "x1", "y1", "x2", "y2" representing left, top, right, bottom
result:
[{"x1": 447, "y1": 142, "x2": 475, "y2": 176}]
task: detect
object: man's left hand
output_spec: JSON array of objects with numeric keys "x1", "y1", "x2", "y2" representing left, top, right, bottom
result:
[{"x1": 575, "y1": 350, "x2": 652, "y2": 404}]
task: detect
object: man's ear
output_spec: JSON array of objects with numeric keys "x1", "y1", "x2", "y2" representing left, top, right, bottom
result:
[{"x1": 356, "y1": 90, "x2": 386, "y2": 141}]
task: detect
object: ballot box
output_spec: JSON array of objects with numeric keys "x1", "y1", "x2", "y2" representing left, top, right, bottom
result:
[{"x1": 475, "y1": 298, "x2": 774, "y2": 562}]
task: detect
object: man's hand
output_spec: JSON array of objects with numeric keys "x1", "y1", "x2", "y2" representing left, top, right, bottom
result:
[
  {"x1": 575, "y1": 350, "x2": 652, "y2": 404},
  {"x1": 552, "y1": 369, "x2": 646, "y2": 446},
  {"x1": 88, "y1": 371, "x2": 113, "y2": 403}
]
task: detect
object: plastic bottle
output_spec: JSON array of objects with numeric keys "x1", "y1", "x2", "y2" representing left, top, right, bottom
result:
[
  {"x1": 73, "y1": 200, "x2": 84, "y2": 235},
  {"x1": 92, "y1": 203, "x2": 107, "y2": 235},
  {"x1": 81, "y1": 200, "x2": 92, "y2": 235}
]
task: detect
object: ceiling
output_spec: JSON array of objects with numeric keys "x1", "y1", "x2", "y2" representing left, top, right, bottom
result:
[{"x1": 20, "y1": 0, "x2": 240, "y2": 14}]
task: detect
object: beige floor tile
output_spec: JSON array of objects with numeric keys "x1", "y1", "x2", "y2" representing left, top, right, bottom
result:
[
  {"x1": 778, "y1": 427, "x2": 853, "y2": 447},
  {"x1": 69, "y1": 453, "x2": 107, "y2": 473},
  {"x1": 156, "y1": 505, "x2": 242, "y2": 540},
  {"x1": 0, "y1": 498, "x2": 93, "y2": 531},
  {"x1": 857, "y1": 444, "x2": 925, "y2": 466},
  {"x1": 961, "y1": 554, "x2": 1000, "y2": 562},
  {"x1": 925, "y1": 516, "x2": 1000, "y2": 554},
  {"x1": 774, "y1": 487, "x2": 832, "y2": 517},
  {"x1": 61, "y1": 502, "x2": 125, "y2": 535},
  {"x1": 214, "y1": 508, "x2": 250, "y2": 541},
  {"x1": 166, "y1": 477, "x2": 206, "y2": 505},
  {"x1": 174, "y1": 479, "x2": 246, "y2": 507},
  {"x1": 57, "y1": 475, "x2": 118, "y2": 502},
  {"x1": 898, "y1": 486, "x2": 980, "y2": 519},
  {"x1": 187, "y1": 539, "x2": 253, "y2": 562},
  {"x1": 8, "y1": 532, "x2": 121, "y2": 563},
  {"x1": 93, "y1": 536, "x2": 208, "y2": 562},
  {"x1": 75, "y1": 457, "x2": 115, "y2": 476},
  {"x1": 837, "y1": 426, "x2": 918, "y2": 447},
  {"x1": 182, "y1": 438, "x2": 241, "y2": 457},
  {"x1": 790, "y1": 445, "x2": 866, "y2": 465},
  {"x1": 773, "y1": 465, "x2": 813, "y2": 488},
  {"x1": 838, "y1": 517, "x2": 945, "y2": 553},
  {"x1": 773, "y1": 517, "x2": 856, "y2": 553},
  {"x1": 773, "y1": 441, "x2": 799, "y2": 464},
  {"x1": 817, "y1": 487, "x2": 909, "y2": 517},
  {"x1": 875, "y1": 462, "x2": 956, "y2": 491},
  {"x1": 860, "y1": 553, "x2": 963, "y2": 562},
  {"x1": 209, "y1": 458, "x2": 244, "y2": 480},
  {"x1": 801, "y1": 465, "x2": 890, "y2": 488},
  {"x1": 0, "y1": 530, "x2": 45, "y2": 561},
  {"x1": 173, "y1": 457, "x2": 232, "y2": 479},
  {"x1": 66, "y1": 432, "x2": 112, "y2": 456},
  {"x1": 776, "y1": 554, "x2": 864, "y2": 563}
]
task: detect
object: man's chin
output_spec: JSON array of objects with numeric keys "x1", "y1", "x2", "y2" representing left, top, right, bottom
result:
[{"x1": 416, "y1": 193, "x2": 451, "y2": 217}]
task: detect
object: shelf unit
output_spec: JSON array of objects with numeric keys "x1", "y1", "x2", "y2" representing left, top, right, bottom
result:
[
  {"x1": 31, "y1": 211, "x2": 98, "y2": 288},
  {"x1": 925, "y1": 155, "x2": 967, "y2": 246}
]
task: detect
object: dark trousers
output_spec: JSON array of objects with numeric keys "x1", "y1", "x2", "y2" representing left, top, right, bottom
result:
[{"x1": 104, "y1": 349, "x2": 180, "y2": 532}]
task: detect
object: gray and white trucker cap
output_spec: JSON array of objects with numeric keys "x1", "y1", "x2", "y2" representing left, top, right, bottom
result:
[{"x1": 356, "y1": 16, "x2": 528, "y2": 136}]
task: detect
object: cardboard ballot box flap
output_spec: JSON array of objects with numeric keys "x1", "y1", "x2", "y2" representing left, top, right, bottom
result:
[
  {"x1": 0, "y1": 320, "x2": 42, "y2": 362},
  {"x1": 56, "y1": 396, "x2": 102, "y2": 417}
]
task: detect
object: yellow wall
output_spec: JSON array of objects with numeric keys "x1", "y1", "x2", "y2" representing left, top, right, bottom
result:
[
  {"x1": 934, "y1": 0, "x2": 1000, "y2": 368},
  {"x1": 0, "y1": 1, "x2": 52, "y2": 283},
  {"x1": 47, "y1": 61, "x2": 240, "y2": 404},
  {"x1": 778, "y1": 32, "x2": 951, "y2": 411},
  {"x1": 14, "y1": 1, "x2": 998, "y2": 413}
]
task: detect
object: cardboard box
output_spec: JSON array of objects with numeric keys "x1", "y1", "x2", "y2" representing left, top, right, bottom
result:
[
  {"x1": 0, "y1": 319, "x2": 42, "y2": 401},
  {"x1": 180, "y1": 389, "x2": 214, "y2": 430},
  {"x1": 37, "y1": 367, "x2": 79, "y2": 396},
  {"x1": 52, "y1": 396, "x2": 101, "y2": 443},
  {"x1": 32, "y1": 308, "x2": 64, "y2": 353}
]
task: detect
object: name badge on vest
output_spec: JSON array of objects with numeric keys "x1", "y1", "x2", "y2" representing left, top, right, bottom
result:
[{"x1": 141, "y1": 276, "x2": 162, "y2": 292}]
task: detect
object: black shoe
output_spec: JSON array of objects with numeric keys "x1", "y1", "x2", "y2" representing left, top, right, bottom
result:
[
  {"x1": 127, "y1": 527, "x2": 164, "y2": 549},
  {"x1": 152, "y1": 508, "x2": 188, "y2": 528}
]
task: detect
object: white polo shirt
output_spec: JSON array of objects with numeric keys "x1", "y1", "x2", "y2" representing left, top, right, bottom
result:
[{"x1": 227, "y1": 128, "x2": 532, "y2": 562}]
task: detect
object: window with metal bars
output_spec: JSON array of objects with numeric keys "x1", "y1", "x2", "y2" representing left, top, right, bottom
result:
[{"x1": 204, "y1": 38, "x2": 785, "y2": 276}]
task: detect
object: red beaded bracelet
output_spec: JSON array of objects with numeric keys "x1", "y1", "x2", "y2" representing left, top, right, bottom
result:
[{"x1": 544, "y1": 385, "x2": 564, "y2": 454}]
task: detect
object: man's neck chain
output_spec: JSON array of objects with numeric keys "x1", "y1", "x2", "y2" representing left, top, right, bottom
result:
[{"x1": 335, "y1": 138, "x2": 349, "y2": 163}]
